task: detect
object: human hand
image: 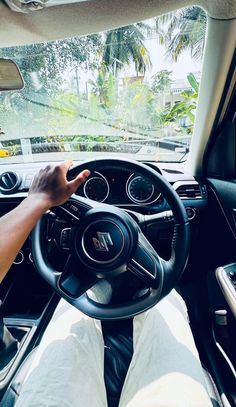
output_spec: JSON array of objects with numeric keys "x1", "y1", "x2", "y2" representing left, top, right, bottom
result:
[{"x1": 29, "y1": 161, "x2": 90, "y2": 210}]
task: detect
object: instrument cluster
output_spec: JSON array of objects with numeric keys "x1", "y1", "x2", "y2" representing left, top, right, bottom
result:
[{"x1": 76, "y1": 168, "x2": 163, "y2": 206}]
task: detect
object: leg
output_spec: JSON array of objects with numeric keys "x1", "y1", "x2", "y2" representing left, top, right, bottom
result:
[
  {"x1": 119, "y1": 290, "x2": 212, "y2": 407},
  {"x1": 15, "y1": 299, "x2": 107, "y2": 407}
]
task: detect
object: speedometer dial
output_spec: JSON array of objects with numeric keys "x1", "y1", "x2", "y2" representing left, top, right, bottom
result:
[
  {"x1": 127, "y1": 175, "x2": 154, "y2": 204},
  {"x1": 83, "y1": 172, "x2": 109, "y2": 202}
]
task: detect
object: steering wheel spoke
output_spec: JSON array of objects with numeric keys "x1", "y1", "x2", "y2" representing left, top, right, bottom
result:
[
  {"x1": 128, "y1": 232, "x2": 163, "y2": 289},
  {"x1": 58, "y1": 255, "x2": 99, "y2": 298},
  {"x1": 51, "y1": 195, "x2": 97, "y2": 224}
]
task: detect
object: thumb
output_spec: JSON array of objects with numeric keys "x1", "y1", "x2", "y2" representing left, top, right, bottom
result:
[{"x1": 69, "y1": 169, "x2": 90, "y2": 192}]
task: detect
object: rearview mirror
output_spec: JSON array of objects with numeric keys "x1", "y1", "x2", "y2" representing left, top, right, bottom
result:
[{"x1": 0, "y1": 59, "x2": 24, "y2": 91}]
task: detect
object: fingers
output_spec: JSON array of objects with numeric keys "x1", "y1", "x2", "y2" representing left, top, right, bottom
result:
[
  {"x1": 60, "y1": 160, "x2": 73, "y2": 178},
  {"x1": 62, "y1": 160, "x2": 73, "y2": 170},
  {"x1": 52, "y1": 161, "x2": 90, "y2": 193},
  {"x1": 69, "y1": 169, "x2": 90, "y2": 191}
]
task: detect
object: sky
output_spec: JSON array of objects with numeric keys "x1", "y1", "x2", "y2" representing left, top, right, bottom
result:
[
  {"x1": 120, "y1": 32, "x2": 202, "y2": 83},
  {"x1": 144, "y1": 37, "x2": 202, "y2": 80}
]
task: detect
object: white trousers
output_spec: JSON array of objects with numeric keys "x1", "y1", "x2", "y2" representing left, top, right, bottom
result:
[{"x1": 15, "y1": 290, "x2": 212, "y2": 407}]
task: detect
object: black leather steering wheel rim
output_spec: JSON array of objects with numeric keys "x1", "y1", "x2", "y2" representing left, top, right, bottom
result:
[{"x1": 31, "y1": 158, "x2": 190, "y2": 320}]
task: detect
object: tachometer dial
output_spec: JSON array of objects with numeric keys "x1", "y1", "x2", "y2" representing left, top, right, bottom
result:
[
  {"x1": 83, "y1": 172, "x2": 109, "y2": 202},
  {"x1": 127, "y1": 175, "x2": 155, "y2": 204}
]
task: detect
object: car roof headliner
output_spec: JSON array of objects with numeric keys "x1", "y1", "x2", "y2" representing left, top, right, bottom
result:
[{"x1": 0, "y1": 0, "x2": 236, "y2": 48}]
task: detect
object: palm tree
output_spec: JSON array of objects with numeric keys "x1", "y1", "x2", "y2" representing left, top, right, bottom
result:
[
  {"x1": 156, "y1": 7, "x2": 207, "y2": 61},
  {"x1": 102, "y1": 23, "x2": 151, "y2": 76}
]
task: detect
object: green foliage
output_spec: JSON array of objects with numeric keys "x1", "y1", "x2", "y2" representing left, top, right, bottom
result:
[
  {"x1": 187, "y1": 73, "x2": 199, "y2": 93},
  {"x1": 103, "y1": 24, "x2": 151, "y2": 75},
  {"x1": 0, "y1": 34, "x2": 103, "y2": 93},
  {"x1": 156, "y1": 6, "x2": 207, "y2": 61},
  {"x1": 159, "y1": 73, "x2": 199, "y2": 133},
  {"x1": 152, "y1": 70, "x2": 172, "y2": 93},
  {"x1": 89, "y1": 66, "x2": 117, "y2": 109},
  {"x1": 117, "y1": 79, "x2": 157, "y2": 130}
]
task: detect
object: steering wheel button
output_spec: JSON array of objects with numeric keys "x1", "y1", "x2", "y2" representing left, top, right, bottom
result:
[
  {"x1": 69, "y1": 204, "x2": 78, "y2": 212},
  {"x1": 60, "y1": 228, "x2": 71, "y2": 250}
]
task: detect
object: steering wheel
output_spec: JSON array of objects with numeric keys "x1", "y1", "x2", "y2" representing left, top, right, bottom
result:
[{"x1": 31, "y1": 158, "x2": 190, "y2": 320}]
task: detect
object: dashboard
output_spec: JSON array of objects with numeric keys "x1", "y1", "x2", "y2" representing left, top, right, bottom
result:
[
  {"x1": 0, "y1": 161, "x2": 208, "y2": 215},
  {"x1": 0, "y1": 160, "x2": 208, "y2": 273}
]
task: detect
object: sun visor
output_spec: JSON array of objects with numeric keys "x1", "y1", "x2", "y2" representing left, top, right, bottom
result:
[{"x1": 4, "y1": 0, "x2": 92, "y2": 13}]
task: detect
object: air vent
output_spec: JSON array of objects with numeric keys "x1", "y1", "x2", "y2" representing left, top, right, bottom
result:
[
  {"x1": 174, "y1": 181, "x2": 202, "y2": 200},
  {"x1": 0, "y1": 171, "x2": 21, "y2": 194}
]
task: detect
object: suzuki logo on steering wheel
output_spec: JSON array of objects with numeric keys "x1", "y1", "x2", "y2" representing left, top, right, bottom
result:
[{"x1": 92, "y1": 232, "x2": 114, "y2": 252}]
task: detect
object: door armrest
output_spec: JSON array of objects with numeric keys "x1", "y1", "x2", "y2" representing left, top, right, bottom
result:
[{"x1": 216, "y1": 263, "x2": 236, "y2": 319}]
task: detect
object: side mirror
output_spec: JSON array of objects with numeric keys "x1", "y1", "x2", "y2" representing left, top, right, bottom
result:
[{"x1": 0, "y1": 59, "x2": 24, "y2": 91}]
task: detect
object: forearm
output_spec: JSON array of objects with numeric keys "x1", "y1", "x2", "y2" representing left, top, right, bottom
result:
[
  {"x1": 0, "y1": 162, "x2": 89, "y2": 283},
  {"x1": 0, "y1": 195, "x2": 49, "y2": 282}
]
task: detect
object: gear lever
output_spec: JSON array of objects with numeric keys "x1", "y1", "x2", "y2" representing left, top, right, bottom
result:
[{"x1": 0, "y1": 300, "x2": 18, "y2": 370}]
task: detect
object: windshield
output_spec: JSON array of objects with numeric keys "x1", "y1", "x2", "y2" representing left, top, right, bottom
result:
[{"x1": 0, "y1": 6, "x2": 207, "y2": 164}]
